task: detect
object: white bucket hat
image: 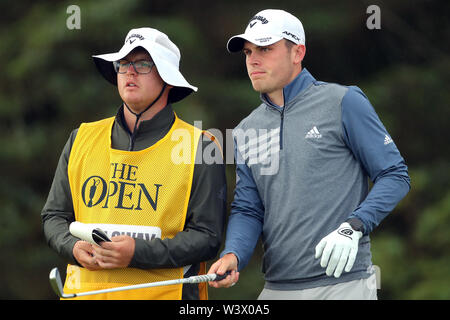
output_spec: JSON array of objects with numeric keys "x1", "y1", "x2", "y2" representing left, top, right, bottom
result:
[
  {"x1": 227, "y1": 9, "x2": 305, "y2": 52},
  {"x1": 93, "y1": 27, "x2": 197, "y2": 103}
]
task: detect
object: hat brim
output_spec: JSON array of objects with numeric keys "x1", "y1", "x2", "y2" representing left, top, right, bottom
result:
[
  {"x1": 227, "y1": 34, "x2": 283, "y2": 52},
  {"x1": 92, "y1": 43, "x2": 197, "y2": 103}
]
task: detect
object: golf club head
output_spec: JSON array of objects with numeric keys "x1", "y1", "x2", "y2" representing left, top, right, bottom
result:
[{"x1": 49, "y1": 267, "x2": 68, "y2": 298}]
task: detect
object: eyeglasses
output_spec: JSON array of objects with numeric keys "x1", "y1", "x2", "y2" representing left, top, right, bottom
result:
[{"x1": 113, "y1": 60, "x2": 155, "y2": 74}]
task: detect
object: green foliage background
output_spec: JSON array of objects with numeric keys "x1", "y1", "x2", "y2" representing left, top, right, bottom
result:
[{"x1": 0, "y1": 0, "x2": 448, "y2": 299}]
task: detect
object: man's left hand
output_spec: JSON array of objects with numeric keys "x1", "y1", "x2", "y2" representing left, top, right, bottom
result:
[
  {"x1": 315, "y1": 222, "x2": 362, "y2": 278},
  {"x1": 92, "y1": 235, "x2": 135, "y2": 269}
]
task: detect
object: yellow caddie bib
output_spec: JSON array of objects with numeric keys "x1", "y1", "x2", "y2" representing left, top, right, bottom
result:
[{"x1": 66, "y1": 114, "x2": 206, "y2": 300}]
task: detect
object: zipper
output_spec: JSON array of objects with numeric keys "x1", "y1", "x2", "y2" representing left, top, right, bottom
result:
[
  {"x1": 266, "y1": 103, "x2": 285, "y2": 150},
  {"x1": 279, "y1": 90, "x2": 286, "y2": 150},
  {"x1": 279, "y1": 108, "x2": 285, "y2": 150},
  {"x1": 128, "y1": 129, "x2": 137, "y2": 151},
  {"x1": 264, "y1": 90, "x2": 286, "y2": 150},
  {"x1": 126, "y1": 111, "x2": 141, "y2": 151}
]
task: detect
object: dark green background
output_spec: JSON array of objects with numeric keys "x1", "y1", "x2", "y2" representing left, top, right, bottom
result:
[{"x1": 1, "y1": 0, "x2": 448, "y2": 299}]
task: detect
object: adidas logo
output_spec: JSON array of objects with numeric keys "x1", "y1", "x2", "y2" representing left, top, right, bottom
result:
[
  {"x1": 305, "y1": 126, "x2": 322, "y2": 139},
  {"x1": 384, "y1": 134, "x2": 393, "y2": 145}
]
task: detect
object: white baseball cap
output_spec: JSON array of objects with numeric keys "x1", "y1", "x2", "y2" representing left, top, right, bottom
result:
[
  {"x1": 227, "y1": 9, "x2": 305, "y2": 53},
  {"x1": 92, "y1": 27, "x2": 197, "y2": 103}
]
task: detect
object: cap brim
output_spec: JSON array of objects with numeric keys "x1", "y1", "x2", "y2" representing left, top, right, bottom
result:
[
  {"x1": 227, "y1": 34, "x2": 283, "y2": 52},
  {"x1": 93, "y1": 56, "x2": 117, "y2": 85}
]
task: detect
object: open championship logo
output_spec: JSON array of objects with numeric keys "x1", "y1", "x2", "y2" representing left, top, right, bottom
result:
[{"x1": 80, "y1": 163, "x2": 162, "y2": 211}]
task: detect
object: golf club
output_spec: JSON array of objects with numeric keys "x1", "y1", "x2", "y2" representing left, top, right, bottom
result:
[{"x1": 49, "y1": 267, "x2": 231, "y2": 299}]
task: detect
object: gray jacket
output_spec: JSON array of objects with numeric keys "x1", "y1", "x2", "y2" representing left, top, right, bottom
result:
[{"x1": 223, "y1": 68, "x2": 410, "y2": 290}]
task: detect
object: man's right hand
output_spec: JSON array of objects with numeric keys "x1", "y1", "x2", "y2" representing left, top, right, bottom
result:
[
  {"x1": 208, "y1": 253, "x2": 240, "y2": 288},
  {"x1": 72, "y1": 240, "x2": 101, "y2": 270}
]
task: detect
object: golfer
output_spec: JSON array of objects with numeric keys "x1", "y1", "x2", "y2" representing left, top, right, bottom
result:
[
  {"x1": 208, "y1": 9, "x2": 410, "y2": 299},
  {"x1": 42, "y1": 27, "x2": 226, "y2": 300}
]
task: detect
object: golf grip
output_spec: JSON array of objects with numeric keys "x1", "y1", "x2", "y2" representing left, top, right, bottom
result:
[
  {"x1": 214, "y1": 270, "x2": 232, "y2": 281},
  {"x1": 188, "y1": 271, "x2": 231, "y2": 283}
]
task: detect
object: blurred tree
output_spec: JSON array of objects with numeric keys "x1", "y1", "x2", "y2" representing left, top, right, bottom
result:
[{"x1": 0, "y1": 0, "x2": 448, "y2": 299}]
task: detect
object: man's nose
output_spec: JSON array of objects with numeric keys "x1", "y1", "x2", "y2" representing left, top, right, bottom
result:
[
  {"x1": 126, "y1": 62, "x2": 137, "y2": 74},
  {"x1": 247, "y1": 53, "x2": 260, "y2": 66}
]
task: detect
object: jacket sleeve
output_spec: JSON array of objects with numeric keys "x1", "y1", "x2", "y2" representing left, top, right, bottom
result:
[
  {"x1": 220, "y1": 135, "x2": 264, "y2": 271},
  {"x1": 341, "y1": 86, "x2": 411, "y2": 234},
  {"x1": 41, "y1": 129, "x2": 79, "y2": 265},
  {"x1": 130, "y1": 134, "x2": 227, "y2": 269}
]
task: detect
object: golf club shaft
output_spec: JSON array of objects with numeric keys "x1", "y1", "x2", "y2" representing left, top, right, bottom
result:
[
  {"x1": 72, "y1": 278, "x2": 187, "y2": 298},
  {"x1": 71, "y1": 274, "x2": 215, "y2": 298},
  {"x1": 50, "y1": 267, "x2": 231, "y2": 299}
]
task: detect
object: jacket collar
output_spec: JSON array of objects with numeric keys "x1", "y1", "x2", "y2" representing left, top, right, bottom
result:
[
  {"x1": 261, "y1": 67, "x2": 316, "y2": 108},
  {"x1": 115, "y1": 103, "x2": 175, "y2": 136}
]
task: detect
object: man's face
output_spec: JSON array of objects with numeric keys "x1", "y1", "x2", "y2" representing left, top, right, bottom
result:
[
  {"x1": 243, "y1": 40, "x2": 301, "y2": 94},
  {"x1": 117, "y1": 50, "x2": 165, "y2": 112}
]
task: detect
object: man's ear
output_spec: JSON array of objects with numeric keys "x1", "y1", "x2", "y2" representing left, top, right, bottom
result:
[{"x1": 293, "y1": 44, "x2": 306, "y2": 65}]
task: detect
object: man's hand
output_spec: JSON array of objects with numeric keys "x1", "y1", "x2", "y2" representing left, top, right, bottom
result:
[
  {"x1": 208, "y1": 253, "x2": 240, "y2": 288},
  {"x1": 73, "y1": 240, "x2": 101, "y2": 271},
  {"x1": 92, "y1": 235, "x2": 135, "y2": 269},
  {"x1": 315, "y1": 222, "x2": 363, "y2": 278}
]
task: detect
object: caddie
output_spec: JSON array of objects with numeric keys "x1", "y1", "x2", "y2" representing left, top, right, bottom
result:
[{"x1": 42, "y1": 27, "x2": 226, "y2": 300}]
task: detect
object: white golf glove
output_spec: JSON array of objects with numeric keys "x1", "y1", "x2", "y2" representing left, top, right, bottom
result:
[{"x1": 315, "y1": 222, "x2": 363, "y2": 278}]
